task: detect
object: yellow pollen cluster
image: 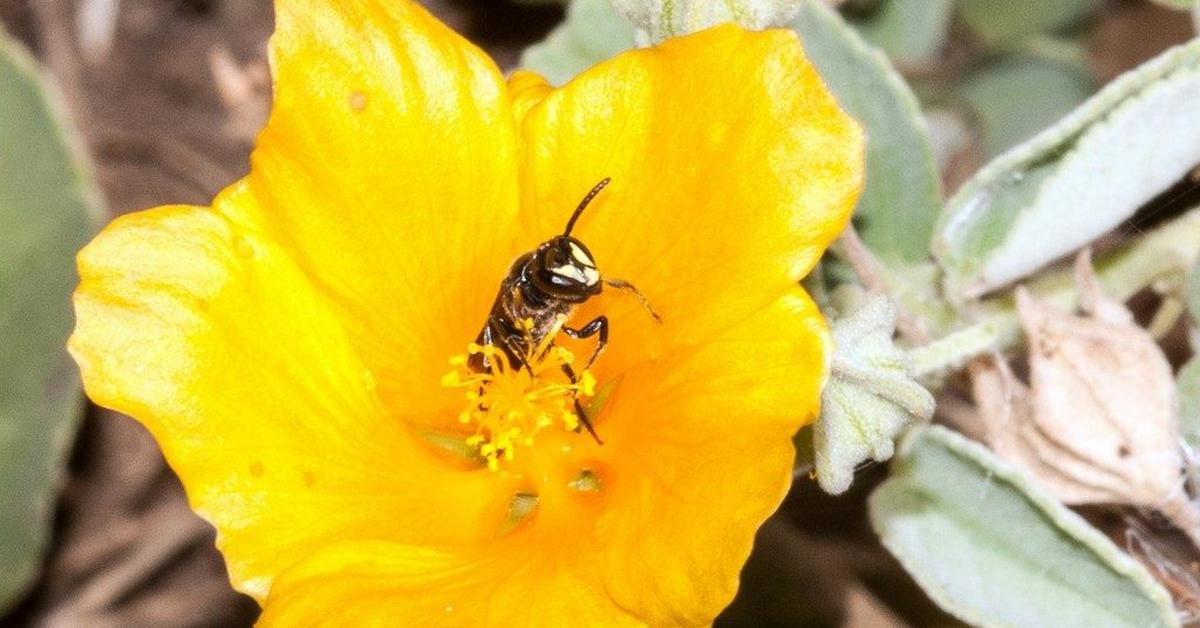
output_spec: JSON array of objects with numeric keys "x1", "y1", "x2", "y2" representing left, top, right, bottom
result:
[{"x1": 442, "y1": 319, "x2": 596, "y2": 471}]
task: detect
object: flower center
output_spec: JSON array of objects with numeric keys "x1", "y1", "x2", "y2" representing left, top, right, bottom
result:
[{"x1": 441, "y1": 318, "x2": 596, "y2": 471}]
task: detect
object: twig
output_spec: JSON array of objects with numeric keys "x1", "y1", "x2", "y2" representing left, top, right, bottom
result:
[
  {"x1": 209, "y1": 45, "x2": 271, "y2": 143},
  {"x1": 1159, "y1": 494, "x2": 1200, "y2": 556},
  {"x1": 76, "y1": 0, "x2": 120, "y2": 63},
  {"x1": 97, "y1": 130, "x2": 237, "y2": 196},
  {"x1": 1123, "y1": 515, "x2": 1200, "y2": 621},
  {"x1": 835, "y1": 225, "x2": 934, "y2": 344},
  {"x1": 31, "y1": 0, "x2": 94, "y2": 142},
  {"x1": 42, "y1": 502, "x2": 211, "y2": 624},
  {"x1": 933, "y1": 388, "x2": 986, "y2": 441}
]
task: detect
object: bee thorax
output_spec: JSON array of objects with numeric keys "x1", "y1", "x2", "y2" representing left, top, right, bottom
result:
[{"x1": 505, "y1": 288, "x2": 575, "y2": 340}]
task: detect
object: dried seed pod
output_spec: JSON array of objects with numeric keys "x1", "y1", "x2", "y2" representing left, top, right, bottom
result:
[{"x1": 977, "y1": 253, "x2": 1197, "y2": 546}]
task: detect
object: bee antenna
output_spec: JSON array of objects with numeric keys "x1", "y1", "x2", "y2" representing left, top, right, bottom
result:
[
  {"x1": 563, "y1": 177, "x2": 611, "y2": 237},
  {"x1": 605, "y1": 278, "x2": 662, "y2": 322}
]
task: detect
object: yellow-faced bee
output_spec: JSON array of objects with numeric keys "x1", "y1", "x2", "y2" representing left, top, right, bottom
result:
[{"x1": 470, "y1": 178, "x2": 659, "y2": 442}]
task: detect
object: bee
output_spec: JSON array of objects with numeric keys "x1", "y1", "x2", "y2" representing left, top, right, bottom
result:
[{"x1": 470, "y1": 178, "x2": 660, "y2": 443}]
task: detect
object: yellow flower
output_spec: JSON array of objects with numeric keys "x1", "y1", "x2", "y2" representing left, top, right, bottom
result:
[{"x1": 68, "y1": 0, "x2": 862, "y2": 625}]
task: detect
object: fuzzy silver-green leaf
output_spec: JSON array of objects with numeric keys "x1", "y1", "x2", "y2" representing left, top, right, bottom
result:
[
  {"x1": 613, "y1": 0, "x2": 802, "y2": 44},
  {"x1": 792, "y1": 1, "x2": 942, "y2": 262},
  {"x1": 1180, "y1": 358, "x2": 1200, "y2": 451},
  {"x1": 849, "y1": 0, "x2": 953, "y2": 67},
  {"x1": 0, "y1": 29, "x2": 102, "y2": 612},
  {"x1": 815, "y1": 294, "x2": 934, "y2": 494},
  {"x1": 519, "y1": 0, "x2": 635, "y2": 86},
  {"x1": 959, "y1": 55, "x2": 1094, "y2": 159},
  {"x1": 870, "y1": 426, "x2": 1179, "y2": 628},
  {"x1": 958, "y1": 0, "x2": 1097, "y2": 44},
  {"x1": 935, "y1": 38, "x2": 1200, "y2": 298}
]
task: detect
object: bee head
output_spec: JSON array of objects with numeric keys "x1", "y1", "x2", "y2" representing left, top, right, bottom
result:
[
  {"x1": 530, "y1": 236, "x2": 602, "y2": 302},
  {"x1": 523, "y1": 177, "x2": 610, "y2": 303}
]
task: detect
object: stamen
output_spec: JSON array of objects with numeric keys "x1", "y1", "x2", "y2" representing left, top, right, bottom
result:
[{"x1": 442, "y1": 317, "x2": 596, "y2": 471}]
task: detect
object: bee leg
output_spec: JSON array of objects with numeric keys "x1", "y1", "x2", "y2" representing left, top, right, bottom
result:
[
  {"x1": 604, "y1": 278, "x2": 662, "y2": 322},
  {"x1": 563, "y1": 315, "x2": 608, "y2": 370},
  {"x1": 493, "y1": 333, "x2": 536, "y2": 377},
  {"x1": 561, "y1": 362, "x2": 603, "y2": 445}
]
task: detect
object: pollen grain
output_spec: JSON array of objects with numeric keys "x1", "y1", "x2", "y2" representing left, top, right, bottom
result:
[{"x1": 441, "y1": 324, "x2": 595, "y2": 471}]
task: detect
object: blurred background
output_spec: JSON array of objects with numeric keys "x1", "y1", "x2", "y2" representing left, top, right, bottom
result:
[{"x1": 0, "y1": 1, "x2": 1197, "y2": 626}]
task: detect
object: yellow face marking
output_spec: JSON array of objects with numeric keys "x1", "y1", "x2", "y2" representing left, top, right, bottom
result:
[
  {"x1": 568, "y1": 242, "x2": 595, "y2": 268},
  {"x1": 551, "y1": 264, "x2": 590, "y2": 284}
]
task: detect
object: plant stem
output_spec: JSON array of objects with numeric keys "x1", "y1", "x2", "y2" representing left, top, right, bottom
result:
[
  {"x1": 1159, "y1": 493, "x2": 1200, "y2": 553},
  {"x1": 836, "y1": 225, "x2": 934, "y2": 344}
]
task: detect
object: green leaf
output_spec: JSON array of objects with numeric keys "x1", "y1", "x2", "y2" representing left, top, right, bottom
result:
[
  {"x1": 613, "y1": 0, "x2": 803, "y2": 44},
  {"x1": 850, "y1": 0, "x2": 954, "y2": 67},
  {"x1": 960, "y1": 55, "x2": 1094, "y2": 159},
  {"x1": 815, "y1": 293, "x2": 934, "y2": 494},
  {"x1": 791, "y1": 1, "x2": 942, "y2": 263},
  {"x1": 934, "y1": 39, "x2": 1200, "y2": 298},
  {"x1": 0, "y1": 31, "x2": 102, "y2": 611},
  {"x1": 961, "y1": 207, "x2": 1200, "y2": 355},
  {"x1": 518, "y1": 0, "x2": 635, "y2": 86},
  {"x1": 1180, "y1": 358, "x2": 1200, "y2": 451},
  {"x1": 870, "y1": 426, "x2": 1179, "y2": 628},
  {"x1": 958, "y1": 0, "x2": 1098, "y2": 44}
]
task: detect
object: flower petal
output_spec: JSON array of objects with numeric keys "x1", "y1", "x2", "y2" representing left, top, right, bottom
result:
[
  {"x1": 508, "y1": 70, "x2": 554, "y2": 121},
  {"x1": 514, "y1": 25, "x2": 862, "y2": 376},
  {"x1": 591, "y1": 288, "x2": 829, "y2": 624},
  {"x1": 233, "y1": 0, "x2": 522, "y2": 423},
  {"x1": 257, "y1": 541, "x2": 646, "y2": 627},
  {"x1": 69, "y1": 203, "x2": 505, "y2": 600}
]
